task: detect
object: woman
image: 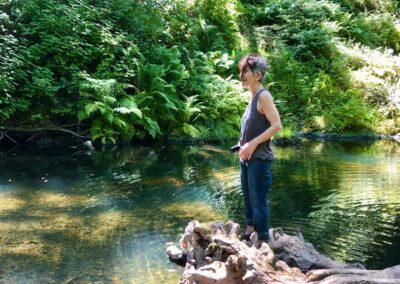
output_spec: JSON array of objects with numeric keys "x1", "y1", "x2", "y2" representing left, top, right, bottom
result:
[{"x1": 237, "y1": 54, "x2": 282, "y2": 248}]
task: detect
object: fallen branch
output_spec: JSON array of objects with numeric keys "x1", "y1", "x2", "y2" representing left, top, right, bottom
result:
[{"x1": 2, "y1": 126, "x2": 90, "y2": 140}]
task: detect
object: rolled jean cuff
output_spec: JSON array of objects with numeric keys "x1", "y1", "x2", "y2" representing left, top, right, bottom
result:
[
  {"x1": 245, "y1": 219, "x2": 254, "y2": 226},
  {"x1": 258, "y1": 232, "x2": 269, "y2": 241}
]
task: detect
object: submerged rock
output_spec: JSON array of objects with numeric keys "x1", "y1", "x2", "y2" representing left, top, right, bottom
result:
[{"x1": 79, "y1": 140, "x2": 94, "y2": 150}]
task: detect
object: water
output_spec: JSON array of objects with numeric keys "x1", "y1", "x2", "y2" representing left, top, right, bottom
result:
[{"x1": 0, "y1": 140, "x2": 399, "y2": 283}]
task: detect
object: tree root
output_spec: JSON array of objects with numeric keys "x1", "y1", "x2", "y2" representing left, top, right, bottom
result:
[{"x1": 167, "y1": 220, "x2": 400, "y2": 284}]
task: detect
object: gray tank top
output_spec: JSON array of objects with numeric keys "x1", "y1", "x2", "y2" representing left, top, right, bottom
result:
[{"x1": 240, "y1": 89, "x2": 274, "y2": 161}]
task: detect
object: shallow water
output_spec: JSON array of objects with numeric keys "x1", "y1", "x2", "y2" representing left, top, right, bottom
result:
[{"x1": 0, "y1": 140, "x2": 399, "y2": 283}]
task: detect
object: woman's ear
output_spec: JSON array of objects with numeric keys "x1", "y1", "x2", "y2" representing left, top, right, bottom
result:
[{"x1": 256, "y1": 71, "x2": 263, "y2": 82}]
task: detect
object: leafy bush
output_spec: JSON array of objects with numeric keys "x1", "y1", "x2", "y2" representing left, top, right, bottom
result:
[
  {"x1": 136, "y1": 46, "x2": 187, "y2": 136},
  {"x1": 324, "y1": 91, "x2": 379, "y2": 132},
  {"x1": 178, "y1": 51, "x2": 246, "y2": 141},
  {"x1": 341, "y1": 13, "x2": 400, "y2": 52},
  {"x1": 192, "y1": 0, "x2": 242, "y2": 51},
  {"x1": 307, "y1": 73, "x2": 378, "y2": 131},
  {"x1": 0, "y1": 8, "x2": 27, "y2": 123},
  {"x1": 337, "y1": 42, "x2": 400, "y2": 133},
  {"x1": 267, "y1": 45, "x2": 313, "y2": 124},
  {"x1": 1, "y1": 0, "x2": 399, "y2": 140},
  {"x1": 77, "y1": 73, "x2": 143, "y2": 143},
  {"x1": 333, "y1": 0, "x2": 398, "y2": 13},
  {"x1": 275, "y1": 124, "x2": 297, "y2": 139}
]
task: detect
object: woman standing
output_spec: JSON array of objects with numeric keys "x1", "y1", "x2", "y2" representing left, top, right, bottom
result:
[{"x1": 237, "y1": 54, "x2": 282, "y2": 248}]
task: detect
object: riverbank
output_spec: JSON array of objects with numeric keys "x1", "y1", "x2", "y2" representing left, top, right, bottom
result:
[
  {"x1": 168, "y1": 131, "x2": 399, "y2": 147},
  {"x1": 1, "y1": 128, "x2": 399, "y2": 151}
]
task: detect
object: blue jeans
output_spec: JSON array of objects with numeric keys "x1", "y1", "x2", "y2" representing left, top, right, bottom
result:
[{"x1": 240, "y1": 159, "x2": 272, "y2": 241}]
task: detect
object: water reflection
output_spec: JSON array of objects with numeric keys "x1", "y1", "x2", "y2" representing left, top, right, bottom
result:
[
  {"x1": 271, "y1": 141, "x2": 400, "y2": 269},
  {"x1": 0, "y1": 140, "x2": 399, "y2": 283}
]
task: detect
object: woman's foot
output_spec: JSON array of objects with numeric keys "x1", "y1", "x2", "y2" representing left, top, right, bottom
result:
[
  {"x1": 239, "y1": 232, "x2": 251, "y2": 241},
  {"x1": 257, "y1": 240, "x2": 268, "y2": 248},
  {"x1": 240, "y1": 225, "x2": 255, "y2": 241}
]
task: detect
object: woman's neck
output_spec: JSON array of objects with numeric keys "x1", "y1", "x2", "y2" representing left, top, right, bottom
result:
[{"x1": 249, "y1": 83, "x2": 263, "y2": 98}]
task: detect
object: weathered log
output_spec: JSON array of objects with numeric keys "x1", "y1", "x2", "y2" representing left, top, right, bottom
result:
[
  {"x1": 169, "y1": 220, "x2": 306, "y2": 283},
  {"x1": 306, "y1": 265, "x2": 400, "y2": 283},
  {"x1": 167, "y1": 220, "x2": 400, "y2": 284},
  {"x1": 268, "y1": 227, "x2": 364, "y2": 272}
]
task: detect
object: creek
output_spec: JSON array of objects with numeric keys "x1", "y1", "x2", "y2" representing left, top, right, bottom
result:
[{"x1": 0, "y1": 140, "x2": 399, "y2": 283}]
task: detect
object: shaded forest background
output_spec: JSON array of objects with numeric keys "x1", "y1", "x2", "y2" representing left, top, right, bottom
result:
[{"x1": 1, "y1": 0, "x2": 399, "y2": 143}]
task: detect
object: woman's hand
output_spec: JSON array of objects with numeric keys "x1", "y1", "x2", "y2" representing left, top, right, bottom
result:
[{"x1": 239, "y1": 140, "x2": 258, "y2": 161}]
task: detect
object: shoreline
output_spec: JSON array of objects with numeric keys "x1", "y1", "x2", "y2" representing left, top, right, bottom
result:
[
  {"x1": 0, "y1": 131, "x2": 398, "y2": 151},
  {"x1": 168, "y1": 131, "x2": 399, "y2": 146}
]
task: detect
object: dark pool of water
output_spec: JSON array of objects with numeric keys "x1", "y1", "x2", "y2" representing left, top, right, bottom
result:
[{"x1": 0, "y1": 140, "x2": 399, "y2": 283}]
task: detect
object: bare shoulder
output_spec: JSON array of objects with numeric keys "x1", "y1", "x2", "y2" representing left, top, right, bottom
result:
[
  {"x1": 259, "y1": 90, "x2": 274, "y2": 103},
  {"x1": 257, "y1": 90, "x2": 276, "y2": 114}
]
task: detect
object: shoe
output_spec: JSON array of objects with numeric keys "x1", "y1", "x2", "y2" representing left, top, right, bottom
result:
[
  {"x1": 257, "y1": 240, "x2": 268, "y2": 249},
  {"x1": 239, "y1": 233, "x2": 251, "y2": 241}
]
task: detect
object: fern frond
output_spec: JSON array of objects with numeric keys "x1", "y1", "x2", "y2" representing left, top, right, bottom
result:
[{"x1": 182, "y1": 123, "x2": 200, "y2": 138}]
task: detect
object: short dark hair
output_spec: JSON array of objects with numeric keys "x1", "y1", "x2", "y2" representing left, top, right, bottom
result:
[{"x1": 238, "y1": 54, "x2": 268, "y2": 81}]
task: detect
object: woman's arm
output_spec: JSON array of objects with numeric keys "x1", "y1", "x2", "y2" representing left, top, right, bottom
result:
[{"x1": 239, "y1": 92, "x2": 282, "y2": 160}]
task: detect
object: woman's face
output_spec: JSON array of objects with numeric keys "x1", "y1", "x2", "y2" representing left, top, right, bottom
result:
[{"x1": 240, "y1": 67, "x2": 258, "y2": 89}]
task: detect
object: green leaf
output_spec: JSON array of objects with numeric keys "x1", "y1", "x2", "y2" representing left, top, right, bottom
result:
[
  {"x1": 144, "y1": 117, "x2": 161, "y2": 138},
  {"x1": 103, "y1": 95, "x2": 117, "y2": 104},
  {"x1": 183, "y1": 123, "x2": 200, "y2": 138},
  {"x1": 130, "y1": 107, "x2": 143, "y2": 119},
  {"x1": 105, "y1": 112, "x2": 114, "y2": 124},
  {"x1": 92, "y1": 133, "x2": 104, "y2": 141},
  {"x1": 114, "y1": 107, "x2": 131, "y2": 114},
  {"x1": 113, "y1": 117, "x2": 127, "y2": 129},
  {"x1": 84, "y1": 103, "x2": 98, "y2": 116},
  {"x1": 78, "y1": 110, "x2": 88, "y2": 122},
  {"x1": 114, "y1": 106, "x2": 142, "y2": 117}
]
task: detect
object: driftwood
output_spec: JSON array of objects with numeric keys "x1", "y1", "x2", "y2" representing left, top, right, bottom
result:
[
  {"x1": 268, "y1": 227, "x2": 364, "y2": 272},
  {"x1": 0, "y1": 125, "x2": 93, "y2": 151},
  {"x1": 0, "y1": 125, "x2": 90, "y2": 145},
  {"x1": 167, "y1": 220, "x2": 400, "y2": 284}
]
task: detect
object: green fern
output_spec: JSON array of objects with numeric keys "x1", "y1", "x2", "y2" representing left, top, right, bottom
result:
[{"x1": 78, "y1": 72, "x2": 148, "y2": 143}]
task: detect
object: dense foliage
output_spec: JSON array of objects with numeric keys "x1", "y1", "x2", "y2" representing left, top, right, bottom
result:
[{"x1": 1, "y1": 0, "x2": 399, "y2": 143}]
